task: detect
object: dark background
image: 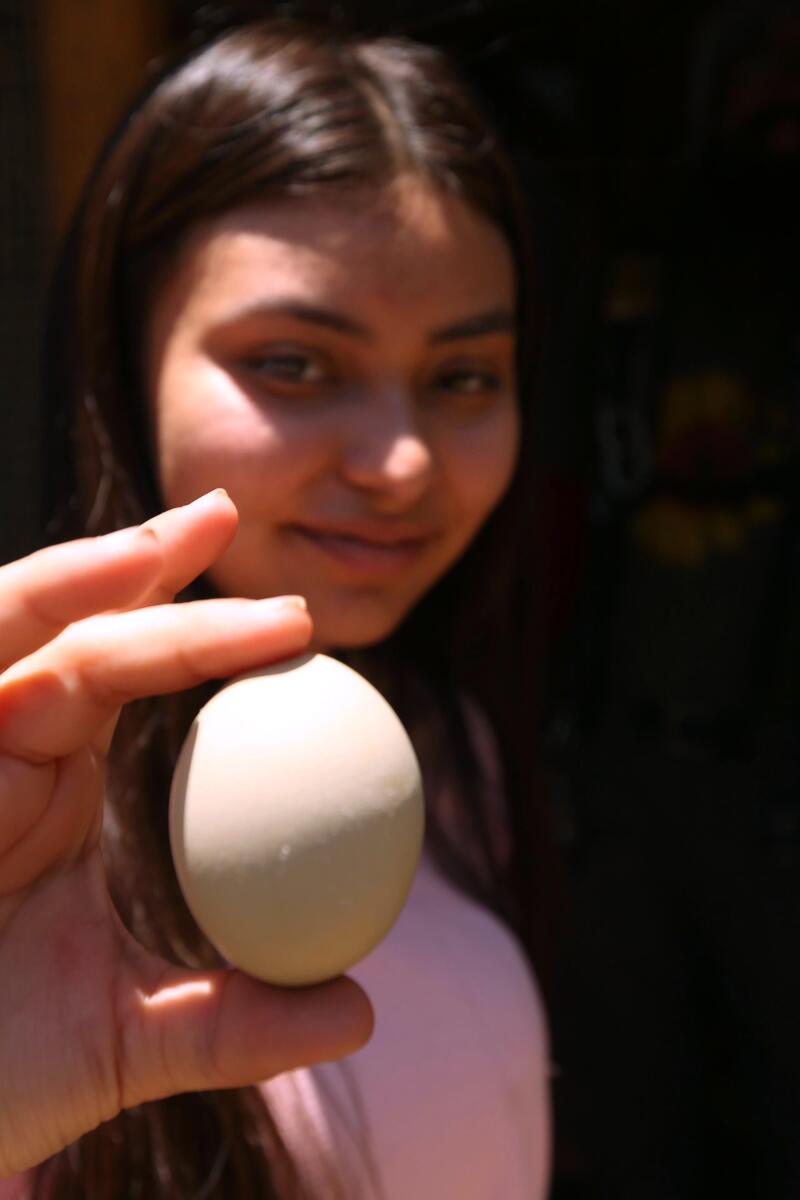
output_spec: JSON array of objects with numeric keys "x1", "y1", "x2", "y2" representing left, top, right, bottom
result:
[{"x1": 2, "y1": 2, "x2": 800, "y2": 1196}]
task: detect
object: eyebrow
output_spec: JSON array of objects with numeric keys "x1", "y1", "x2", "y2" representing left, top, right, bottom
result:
[
  {"x1": 225, "y1": 299, "x2": 515, "y2": 343},
  {"x1": 430, "y1": 307, "x2": 515, "y2": 343}
]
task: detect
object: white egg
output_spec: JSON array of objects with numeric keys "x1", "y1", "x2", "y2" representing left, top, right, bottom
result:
[{"x1": 169, "y1": 653, "x2": 425, "y2": 986}]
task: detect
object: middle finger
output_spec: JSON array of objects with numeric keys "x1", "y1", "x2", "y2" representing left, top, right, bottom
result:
[{"x1": 0, "y1": 597, "x2": 311, "y2": 762}]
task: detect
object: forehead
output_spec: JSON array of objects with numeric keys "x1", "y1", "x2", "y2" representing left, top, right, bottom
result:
[{"x1": 160, "y1": 180, "x2": 515, "y2": 324}]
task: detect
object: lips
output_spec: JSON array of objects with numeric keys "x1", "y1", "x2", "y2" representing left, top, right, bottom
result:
[{"x1": 288, "y1": 521, "x2": 435, "y2": 575}]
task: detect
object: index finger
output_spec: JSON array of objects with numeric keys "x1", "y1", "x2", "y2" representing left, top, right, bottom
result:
[
  {"x1": 0, "y1": 526, "x2": 162, "y2": 671},
  {"x1": 0, "y1": 491, "x2": 236, "y2": 670}
]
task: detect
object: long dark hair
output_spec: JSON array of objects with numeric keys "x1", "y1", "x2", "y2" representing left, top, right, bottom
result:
[{"x1": 38, "y1": 18, "x2": 556, "y2": 1199}]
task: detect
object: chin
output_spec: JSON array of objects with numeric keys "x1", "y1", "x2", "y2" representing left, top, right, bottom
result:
[{"x1": 310, "y1": 600, "x2": 410, "y2": 652}]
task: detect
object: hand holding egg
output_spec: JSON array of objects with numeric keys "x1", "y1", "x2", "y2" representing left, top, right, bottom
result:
[{"x1": 0, "y1": 496, "x2": 374, "y2": 1177}]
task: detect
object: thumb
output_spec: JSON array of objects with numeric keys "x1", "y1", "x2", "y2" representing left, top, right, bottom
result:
[{"x1": 121, "y1": 965, "x2": 374, "y2": 1107}]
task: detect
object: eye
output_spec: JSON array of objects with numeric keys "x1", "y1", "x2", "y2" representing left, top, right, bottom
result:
[
  {"x1": 433, "y1": 365, "x2": 503, "y2": 397},
  {"x1": 243, "y1": 349, "x2": 329, "y2": 384}
]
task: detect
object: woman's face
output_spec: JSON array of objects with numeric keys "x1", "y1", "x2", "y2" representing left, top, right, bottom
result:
[{"x1": 146, "y1": 178, "x2": 519, "y2": 648}]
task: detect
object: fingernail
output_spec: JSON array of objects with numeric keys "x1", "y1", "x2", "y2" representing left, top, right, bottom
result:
[
  {"x1": 192, "y1": 488, "x2": 229, "y2": 506},
  {"x1": 265, "y1": 595, "x2": 308, "y2": 612}
]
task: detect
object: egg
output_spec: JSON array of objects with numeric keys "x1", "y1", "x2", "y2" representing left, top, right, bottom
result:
[{"x1": 169, "y1": 653, "x2": 425, "y2": 986}]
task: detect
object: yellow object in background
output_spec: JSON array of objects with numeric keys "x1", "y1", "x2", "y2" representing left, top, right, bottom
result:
[
  {"x1": 745, "y1": 495, "x2": 784, "y2": 527},
  {"x1": 658, "y1": 370, "x2": 753, "y2": 448},
  {"x1": 704, "y1": 506, "x2": 743, "y2": 553},
  {"x1": 632, "y1": 499, "x2": 708, "y2": 567},
  {"x1": 633, "y1": 494, "x2": 783, "y2": 567}
]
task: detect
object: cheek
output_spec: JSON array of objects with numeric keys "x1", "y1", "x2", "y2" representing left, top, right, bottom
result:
[
  {"x1": 446, "y1": 407, "x2": 520, "y2": 527},
  {"x1": 157, "y1": 410, "x2": 277, "y2": 506},
  {"x1": 152, "y1": 361, "x2": 318, "y2": 507}
]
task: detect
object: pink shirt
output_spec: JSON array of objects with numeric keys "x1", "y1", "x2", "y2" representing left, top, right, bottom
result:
[{"x1": 261, "y1": 851, "x2": 551, "y2": 1198}]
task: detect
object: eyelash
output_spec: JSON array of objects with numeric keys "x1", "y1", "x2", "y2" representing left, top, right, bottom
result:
[
  {"x1": 243, "y1": 351, "x2": 329, "y2": 384},
  {"x1": 239, "y1": 350, "x2": 504, "y2": 401},
  {"x1": 434, "y1": 368, "x2": 502, "y2": 396}
]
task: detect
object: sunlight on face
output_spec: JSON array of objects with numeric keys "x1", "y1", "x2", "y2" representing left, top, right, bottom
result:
[{"x1": 146, "y1": 177, "x2": 519, "y2": 649}]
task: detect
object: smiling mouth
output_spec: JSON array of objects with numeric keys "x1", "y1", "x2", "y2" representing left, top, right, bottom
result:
[{"x1": 289, "y1": 526, "x2": 432, "y2": 574}]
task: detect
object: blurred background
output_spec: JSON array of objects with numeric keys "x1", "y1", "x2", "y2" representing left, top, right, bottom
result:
[{"x1": 2, "y1": 1, "x2": 800, "y2": 1196}]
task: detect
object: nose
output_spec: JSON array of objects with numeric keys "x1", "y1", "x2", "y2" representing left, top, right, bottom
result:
[{"x1": 338, "y1": 385, "x2": 435, "y2": 506}]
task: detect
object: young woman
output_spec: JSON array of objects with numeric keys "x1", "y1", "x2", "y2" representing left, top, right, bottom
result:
[{"x1": 0, "y1": 18, "x2": 554, "y2": 1198}]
